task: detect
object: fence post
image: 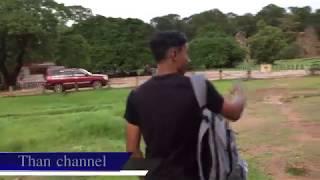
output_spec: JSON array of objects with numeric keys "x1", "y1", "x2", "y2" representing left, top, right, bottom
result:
[
  {"x1": 247, "y1": 70, "x2": 251, "y2": 80},
  {"x1": 136, "y1": 76, "x2": 139, "y2": 87},
  {"x1": 41, "y1": 83, "x2": 46, "y2": 94},
  {"x1": 9, "y1": 86, "x2": 14, "y2": 96},
  {"x1": 75, "y1": 82, "x2": 79, "y2": 91},
  {"x1": 219, "y1": 69, "x2": 223, "y2": 80}
]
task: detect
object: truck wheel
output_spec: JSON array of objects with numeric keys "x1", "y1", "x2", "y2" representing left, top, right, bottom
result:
[{"x1": 92, "y1": 81, "x2": 102, "y2": 89}]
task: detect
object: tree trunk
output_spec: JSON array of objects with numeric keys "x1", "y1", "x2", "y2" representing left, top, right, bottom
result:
[
  {"x1": 0, "y1": 56, "x2": 25, "y2": 90},
  {"x1": 0, "y1": 34, "x2": 28, "y2": 90},
  {"x1": 0, "y1": 66, "x2": 16, "y2": 90},
  {"x1": 10, "y1": 38, "x2": 28, "y2": 89},
  {"x1": 0, "y1": 72, "x2": 4, "y2": 90},
  {"x1": 5, "y1": 74, "x2": 18, "y2": 88},
  {"x1": 0, "y1": 68, "x2": 9, "y2": 90},
  {"x1": 0, "y1": 31, "x2": 9, "y2": 89}
]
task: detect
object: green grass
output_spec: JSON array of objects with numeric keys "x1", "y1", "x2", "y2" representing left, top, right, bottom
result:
[
  {"x1": 286, "y1": 166, "x2": 307, "y2": 176},
  {"x1": 247, "y1": 159, "x2": 272, "y2": 180},
  {"x1": 3, "y1": 77, "x2": 320, "y2": 180},
  {"x1": 0, "y1": 89, "x2": 129, "y2": 152}
]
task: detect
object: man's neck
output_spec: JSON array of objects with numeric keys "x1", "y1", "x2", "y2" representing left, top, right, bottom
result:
[{"x1": 156, "y1": 62, "x2": 178, "y2": 76}]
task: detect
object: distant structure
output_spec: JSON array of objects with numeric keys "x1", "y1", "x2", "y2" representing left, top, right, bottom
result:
[
  {"x1": 296, "y1": 26, "x2": 320, "y2": 57},
  {"x1": 17, "y1": 62, "x2": 64, "y2": 89},
  {"x1": 260, "y1": 64, "x2": 272, "y2": 72}
]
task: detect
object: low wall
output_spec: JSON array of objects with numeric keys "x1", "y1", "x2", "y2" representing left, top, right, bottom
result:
[
  {"x1": 109, "y1": 70, "x2": 309, "y2": 88},
  {"x1": 0, "y1": 70, "x2": 312, "y2": 97}
]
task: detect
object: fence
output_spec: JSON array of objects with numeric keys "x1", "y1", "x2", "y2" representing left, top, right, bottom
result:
[
  {"x1": 0, "y1": 68, "x2": 316, "y2": 97},
  {"x1": 273, "y1": 64, "x2": 306, "y2": 71},
  {"x1": 17, "y1": 82, "x2": 46, "y2": 90},
  {"x1": 236, "y1": 62, "x2": 320, "y2": 71},
  {"x1": 109, "y1": 69, "x2": 309, "y2": 88}
]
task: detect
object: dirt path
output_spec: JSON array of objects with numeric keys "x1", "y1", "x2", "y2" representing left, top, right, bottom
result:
[
  {"x1": 248, "y1": 89, "x2": 320, "y2": 180},
  {"x1": 276, "y1": 103, "x2": 320, "y2": 180}
]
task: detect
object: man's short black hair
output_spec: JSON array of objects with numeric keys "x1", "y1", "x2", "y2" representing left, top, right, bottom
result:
[{"x1": 150, "y1": 31, "x2": 187, "y2": 63}]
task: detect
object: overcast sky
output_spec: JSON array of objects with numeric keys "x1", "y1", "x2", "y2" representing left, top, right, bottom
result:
[{"x1": 56, "y1": 0, "x2": 320, "y2": 23}]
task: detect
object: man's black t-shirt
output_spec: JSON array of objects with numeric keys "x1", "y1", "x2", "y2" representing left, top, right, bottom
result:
[{"x1": 124, "y1": 73, "x2": 224, "y2": 180}]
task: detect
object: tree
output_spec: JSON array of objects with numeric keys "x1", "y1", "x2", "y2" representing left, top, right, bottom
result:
[
  {"x1": 232, "y1": 13, "x2": 257, "y2": 36},
  {"x1": 279, "y1": 14, "x2": 300, "y2": 33},
  {"x1": 0, "y1": 0, "x2": 72, "y2": 89},
  {"x1": 55, "y1": 33, "x2": 91, "y2": 69},
  {"x1": 67, "y1": 5, "x2": 93, "y2": 23},
  {"x1": 289, "y1": 6, "x2": 313, "y2": 31},
  {"x1": 189, "y1": 29, "x2": 245, "y2": 69},
  {"x1": 72, "y1": 16, "x2": 154, "y2": 72},
  {"x1": 195, "y1": 23, "x2": 224, "y2": 36},
  {"x1": 249, "y1": 24, "x2": 288, "y2": 64},
  {"x1": 150, "y1": 14, "x2": 182, "y2": 31},
  {"x1": 257, "y1": 4, "x2": 286, "y2": 27},
  {"x1": 184, "y1": 9, "x2": 235, "y2": 39},
  {"x1": 150, "y1": 14, "x2": 194, "y2": 40},
  {"x1": 312, "y1": 9, "x2": 320, "y2": 36}
]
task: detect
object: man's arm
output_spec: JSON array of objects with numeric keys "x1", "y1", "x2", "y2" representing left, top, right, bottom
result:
[
  {"x1": 124, "y1": 91, "x2": 145, "y2": 180},
  {"x1": 124, "y1": 91, "x2": 143, "y2": 158},
  {"x1": 206, "y1": 81, "x2": 246, "y2": 121},
  {"x1": 221, "y1": 84, "x2": 246, "y2": 121},
  {"x1": 126, "y1": 122, "x2": 143, "y2": 159}
]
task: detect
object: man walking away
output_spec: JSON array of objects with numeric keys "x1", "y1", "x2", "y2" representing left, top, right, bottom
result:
[{"x1": 124, "y1": 31, "x2": 246, "y2": 180}]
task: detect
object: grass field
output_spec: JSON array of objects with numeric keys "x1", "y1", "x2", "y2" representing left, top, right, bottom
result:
[{"x1": 0, "y1": 76, "x2": 319, "y2": 180}]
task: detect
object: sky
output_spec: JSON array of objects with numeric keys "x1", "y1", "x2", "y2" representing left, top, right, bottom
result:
[{"x1": 56, "y1": 0, "x2": 320, "y2": 23}]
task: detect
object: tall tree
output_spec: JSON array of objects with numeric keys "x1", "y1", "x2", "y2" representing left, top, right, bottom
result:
[
  {"x1": 0, "y1": 0, "x2": 72, "y2": 89},
  {"x1": 232, "y1": 13, "x2": 258, "y2": 36},
  {"x1": 289, "y1": 6, "x2": 313, "y2": 31},
  {"x1": 150, "y1": 14, "x2": 182, "y2": 31},
  {"x1": 72, "y1": 16, "x2": 154, "y2": 72},
  {"x1": 150, "y1": 14, "x2": 194, "y2": 40},
  {"x1": 184, "y1": 9, "x2": 235, "y2": 39},
  {"x1": 257, "y1": 4, "x2": 286, "y2": 27},
  {"x1": 55, "y1": 33, "x2": 91, "y2": 69},
  {"x1": 67, "y1": 5, "x2": 93, "y2": 23}
]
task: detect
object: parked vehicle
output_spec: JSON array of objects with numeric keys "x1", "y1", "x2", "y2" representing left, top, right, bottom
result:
[{"x1": 45, "y1": 68, "x2": 109, "y2": 92}]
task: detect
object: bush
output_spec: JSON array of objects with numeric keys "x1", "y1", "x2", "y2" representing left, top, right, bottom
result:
[
  {"x1": 249, "y1": 25, "x2": 288, "y2": 64},
  {"x1": 277, "y1": 43, "x2": 301, "y2": 60}
]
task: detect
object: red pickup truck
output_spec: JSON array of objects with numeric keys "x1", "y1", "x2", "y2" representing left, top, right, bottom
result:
[{"x1": 45, "y1": 68, "x2": 109, "y2": 92}]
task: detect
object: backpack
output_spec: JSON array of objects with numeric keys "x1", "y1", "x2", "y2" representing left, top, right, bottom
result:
[{"x1": 190, "y1": 75, "x2": 248, "y2": 180}]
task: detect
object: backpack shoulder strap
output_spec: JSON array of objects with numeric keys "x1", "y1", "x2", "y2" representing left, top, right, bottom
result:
[
  {"x1": 191, "y1": 75, "x2": 218, "y2": 180},
  {"x1": 190, "y1": 74, "x2": 207, "y2": 108}
]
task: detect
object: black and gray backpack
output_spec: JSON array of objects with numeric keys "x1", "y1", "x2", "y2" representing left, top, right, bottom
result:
[{"x1": 190, "y1": 75, "x2": 248, "y2": 180}]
